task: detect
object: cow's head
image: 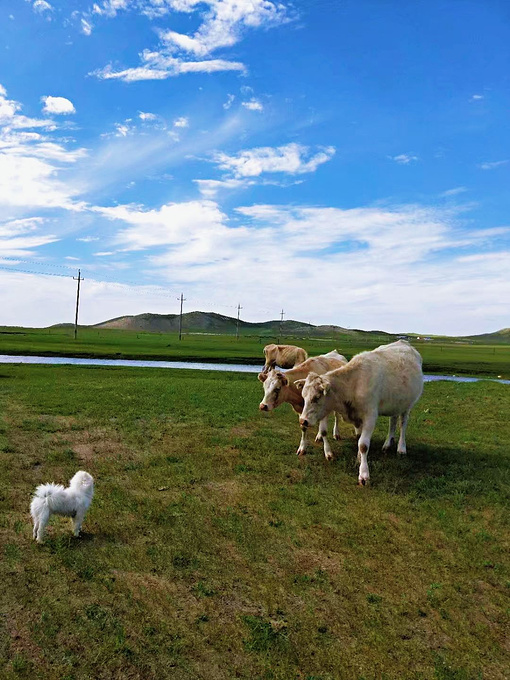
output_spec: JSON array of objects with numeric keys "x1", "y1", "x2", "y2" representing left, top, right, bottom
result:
[
  {"x1": 296, "y1": 372, "x2": 331, "y2": 428},
  {"x1": 258, "y1": 369, "x2": 288, "y2": 411}
]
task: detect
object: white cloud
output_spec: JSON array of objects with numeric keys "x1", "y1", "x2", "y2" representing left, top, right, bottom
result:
[
  {"x1": 0, "y1": 86, "x2": 87, "y2": 212},
  {"x1": 173, "y1": 116, "x2": 189, "y2": 128},
  {"x1": 470, "y1": 94, "x2": 484, "y2": 101},
  {"x1": 212, "y1": 143, "x2": 335, "y2": 177},
  {"x1": 139, "y1": 111, "x2": 157, "y2": 121},
  {"x1": 93, "y1": 199, "x2": 226, "y2": 250},
  {"x1": 81, "y1": 18, "x2": 93, "y2": 35},
  {"x1": 479, "y1": 160, "x2": 508, "y2": 170},
  {"x1": 194, "y1": 177, "x2": 253, "y2": 198},
  {"x1": 242, "y1": 98, "x2": 263, "y2": 112},
  {"x1": 0, "y1": 217, "x2": 57, "y2": 257},
  {"x1": 389, "y1": 153, "x2": 419, "y2": 165},
  {"x1": 33, "y1": 1, "x2": 53, "y2": 13},
  {"x1": 81, "y1": 197, "x2": 510, "y2": 335},
  {"x1": 90, "y1": 0, "x2": 291, "y2": 81},
  {"x1": 41, "y1": 96, "x2": 76, "y2": 115},
  {"x1": 223, "y1": 93, "x2": 235, "y2": 109}
]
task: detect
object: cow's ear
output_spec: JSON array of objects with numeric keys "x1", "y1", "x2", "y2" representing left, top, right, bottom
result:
[
  {"x1": 294, "y1": 379, "x2": 305, "y2": 392},
  {"x1": 280, "y1": 374, "x2": 288, "y2": 386},
  {"x1": 322, "y1": 379, "x2": 331, "y2": 395},
  {"x1": 258, "y1": 372, "x2": 267, "y2": 382}
]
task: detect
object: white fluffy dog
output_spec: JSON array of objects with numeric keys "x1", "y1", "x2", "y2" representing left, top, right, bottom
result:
[{"x1": 30, "y1": 470, "x2": 94, "y2": 543}]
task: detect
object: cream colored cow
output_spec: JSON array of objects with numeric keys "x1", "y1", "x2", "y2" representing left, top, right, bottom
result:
[
  {"x1": 262, "y1": 344, "x2": 308, "y2": 372},
  {"x1": 296, "y1": 341, "x2": 423, "y2": 484},
  {"x1": 259, "y1": 350, "x2": 347, "y2": 458}
]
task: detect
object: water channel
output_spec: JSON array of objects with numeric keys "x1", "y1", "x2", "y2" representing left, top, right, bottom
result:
[{"x1": 0, "y1": 354, "x2": 508, "y2": 384}]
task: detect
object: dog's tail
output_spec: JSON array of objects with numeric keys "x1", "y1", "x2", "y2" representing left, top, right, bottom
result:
[{"x1": 33, "y1": 483, "x2": 66, "y2": 499}]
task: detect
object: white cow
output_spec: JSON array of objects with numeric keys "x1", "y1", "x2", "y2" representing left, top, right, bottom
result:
[
  {"x1": 259, "y1": 350, "x2": 348, "y2": 458},
  {"x1": 262, "y1": 344, "x2": 308, "y2": 372},
  {"x1": 296, "y1": 341, "x2": 423, "y2": 484}
]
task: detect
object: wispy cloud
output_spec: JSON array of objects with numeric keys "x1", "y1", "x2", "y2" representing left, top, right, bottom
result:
[
  {"x1": 440, "y1": 186, "x2": 467, "y2": 197},
  {"x1": 212, "y1": 143, "x2": 335, "y2": 177},
  {"x1": 89, "y1": 0, "x2": 291, "y2": 81},
  {"x1": 389, "y1": 153, "x2": 419, "y2": 165},
  {"x1": 478, "y1": 160, "x2": 508, "y2": 170},
  {"x1": 194, "y1": 178, "x2": 253, "y2": 198}
]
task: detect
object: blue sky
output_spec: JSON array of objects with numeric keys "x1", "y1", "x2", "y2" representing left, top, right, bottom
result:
[{"x1": 0, "y1": 0, "x2": 509, "y2": 335}]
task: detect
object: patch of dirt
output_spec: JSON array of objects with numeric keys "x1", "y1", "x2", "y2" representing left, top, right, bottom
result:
[
  {"x1": 5, "y1": 611, "x2": 44, "y2": 665},
  {"x1": 53, "y1": 427, "x2": 132, "y2": 463},
  {"x1": 203, "y1": 480, "x2": 242, "y2": 504}
]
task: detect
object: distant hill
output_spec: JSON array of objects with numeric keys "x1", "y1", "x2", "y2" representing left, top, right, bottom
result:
[
  {"x1": 68, "y1": 311, "x2": 392, "y2": 339},
  {"x1": 465, "y1": 328, "x2": 510, "y2": 344},
  {"x1": 50, "y1": 312, "x2": 510, "y2": 342}
]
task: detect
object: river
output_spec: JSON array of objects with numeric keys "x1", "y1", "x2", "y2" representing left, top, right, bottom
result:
[{"x1": 0, "y1": 354, "x2": 508, "y2": 384}]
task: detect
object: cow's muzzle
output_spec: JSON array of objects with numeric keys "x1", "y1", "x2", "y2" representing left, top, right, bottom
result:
[
  {"x1": 259, "y1": 403, "x2": 269, "y2": 411},
  {"x1": 299, "y1": 418, "x2": 308, "y2": 429}
]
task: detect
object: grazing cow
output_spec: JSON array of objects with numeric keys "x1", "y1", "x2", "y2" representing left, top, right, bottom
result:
[
  {"x1": 258, "y1": 350, "x2": 348, "y2": 458},
  {"x1": 262, "y1": 344, "x2": 308, "y2": 372},
  {"x1": 296, "y1": 341, "x2": 423, "y2": 484}
]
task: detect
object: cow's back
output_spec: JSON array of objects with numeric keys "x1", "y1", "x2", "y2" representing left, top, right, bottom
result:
[
  {"x1": 288, "y1": 353, "x2": 347, "y2": 382},
  {"x1": 347, "y1": 341, "x2": 423, "y2": 414}
]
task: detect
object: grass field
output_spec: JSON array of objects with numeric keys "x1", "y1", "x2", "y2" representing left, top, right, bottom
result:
[
  {"x1": 1, "y1": 364, "x2": 509, "y2": 679},
  {"x1": 0, "y1": 326, "x2": 509, "y2": 378}
]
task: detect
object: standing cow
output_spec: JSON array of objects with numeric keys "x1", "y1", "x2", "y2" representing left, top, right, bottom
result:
[
  {"x1": 295, "y1": 341, "x2": 423, "y2": 484},
  {"x1": 262, "y1": 344, "x2": 308, "y2": 372},
  {"x1": 259, "y1": 350, "x2": 348, "y2": 458}
]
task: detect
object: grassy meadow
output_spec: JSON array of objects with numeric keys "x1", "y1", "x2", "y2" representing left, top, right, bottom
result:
[
  {"x1": 0, "y1": 325, "x2": 509, "y2": 378},
  {"x1": 1, "y1": 363, "x2": 509, "y2": 679}
]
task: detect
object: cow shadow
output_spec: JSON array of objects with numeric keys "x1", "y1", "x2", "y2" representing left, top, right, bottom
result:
[{"x1": 327, "y1": 436, "x2": 508, "y2": 502}]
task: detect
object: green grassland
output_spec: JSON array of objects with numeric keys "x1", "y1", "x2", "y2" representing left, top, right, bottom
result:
[
  {"x1": 1, "y1": 364, "x2": 509, "y2": 679},
  {"x1": 0, "y1": 326, "x2": 509, "y2": 378}
]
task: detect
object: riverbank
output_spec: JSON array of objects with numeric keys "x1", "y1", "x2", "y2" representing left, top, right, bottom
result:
[{"x1": 0, "y1": 326, "x2": 509, "y2": 378}]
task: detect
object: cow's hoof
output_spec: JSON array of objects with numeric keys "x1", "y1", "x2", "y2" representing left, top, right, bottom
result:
[
  {"x1": 315, "y1": 434, "x2": 324, "y2": 443},
  {"x1": 358, "y1": 478, "x2": 369, "y2": 487},
  {"x1": 397, "y1": 450, "x2": 407, "y2": 456},
  {"x1": 333, "y1": 434, "x2": 341, "y2": 441},
  {"x1": 296, "y1": 450, "x2": 306, "y2": 457}
]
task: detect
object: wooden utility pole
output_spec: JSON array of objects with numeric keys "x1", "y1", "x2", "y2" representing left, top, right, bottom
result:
[
  {"x1": 73, "y1": 269, "x2": 83, "y2": 340},
  {"x1": 236, "y1": 303, "x2": 243, "y2": 340},
  {"x1": 178, "y1": 293, "x2": 186, "y2": 341},
  {"x1": 278, "y1": 309, "x2": 284, "y2": 344}
]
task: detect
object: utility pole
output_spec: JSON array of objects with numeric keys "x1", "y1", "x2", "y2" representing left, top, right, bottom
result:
[
  {"x1": 178, "y1": 293, "x2": 186, "y2": 341},
  {"x1": 236, "y1": 303, "x2": 243, "y2": 340},
  {"x1": 278, "y1": 309, "x2": 284, "y2": 344},
  {"x1": 73, "y1": 269, "x2": 83, "y2": 340}
]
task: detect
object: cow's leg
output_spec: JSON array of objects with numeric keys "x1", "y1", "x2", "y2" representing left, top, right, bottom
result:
[
  {"x1": 296, "y1": 426, "x2": 310, "y2": 456},
  {"x1": 357, "y1": 415, "x2": 377, "y2": 486},
  {"x1": 333, "y1": 413, "x2": 341, "y2": 441},
  {"x1": 397, "y1": 411, "x2": 410, "y2": 454},
  {"x1": 321, "y1": 432, "x2": 334, "y2": 461},
  {"x1": 314, "y1": 416, "x2": 329, "y2": 443},
  {"x1": 382, "y1": 416, "x2": 398, "y2": 452}
]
